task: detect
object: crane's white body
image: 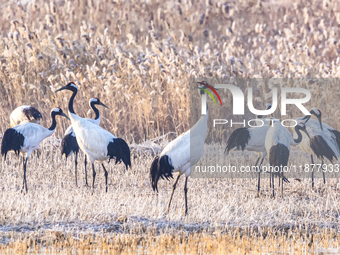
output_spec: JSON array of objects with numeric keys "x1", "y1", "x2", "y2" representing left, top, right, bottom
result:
[
  {"x1": 10, "y1": 105, "x2": 41, "y2": 127},
  {"x1": 69, "y1": 113, "x2": 116, "y2": 163},
  {"x1": 2, "y1": 107, "x2": 67, "y2": 192},
  {"x1": 244, "y1": 126, "x2": 268, "y2": 154},
  {"x1": 63, "y1": 116, "x2": 101, "y2": 138},
  {"x1": 160, "y1": 110, "x2": 208, "y2": 177},
  {"x1": 12, "y1": 122, "x2": 54, "y2": 157},
  {"x1": 150, "y1": 84, "x2": 209, "y2": 215},
  {"x1": 229, "y1": 118, "x2": 280, "y2": 158},
  {"x1": 265, "y1": 122, "x2": 297, "y2": 154},
  {"x1": 291, "y1": 118, "x2": 340, "y2": 157}
]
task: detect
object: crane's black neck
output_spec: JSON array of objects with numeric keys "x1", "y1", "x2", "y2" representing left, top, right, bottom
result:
[
  {"x1": 68, "y1": 89, "x2": 77, "y2": 114},
  {"x1": 293, "y1": 126, "x2": 303, "y2": 144},
  {"x1": 48, "y1": 112, "x2": 57, "y2": 131},
  {"x1": 90, "y1": 102, "x2": 100, "y2": 120}
]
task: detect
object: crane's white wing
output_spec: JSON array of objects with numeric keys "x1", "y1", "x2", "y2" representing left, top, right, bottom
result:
[
  {"x1": 265, "y1": 123, "x2": 292, "y2": 153},
  {"x1": 10, "y1": 106, "x2": 29, "y2": 127},
  {"x1": 160, "y1": 130, "x2": 190, "y2": 170},
  {"x1": 64, "y1": 125, "x2": 74, "y2": 136},
  {"x1": 246, "y1": 126, "x2": 269, "y2": 152},
  {"x1": 14, "y1": 123, "x2": 53, "y2": 151},
  {"x1": 72, "y1": 119, "x2": 116, "y2": 161},
  {"x1": 64, "y1": 117, "x2": 100, "y2": 137}
]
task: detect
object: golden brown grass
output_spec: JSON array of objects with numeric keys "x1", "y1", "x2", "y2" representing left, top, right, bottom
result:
[{"x1": 1, "y1": 230, "x2": 339, "y2": 254}]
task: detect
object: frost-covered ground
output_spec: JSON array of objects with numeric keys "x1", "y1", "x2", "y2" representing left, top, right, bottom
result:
[{"x1": 1, "y1": 138, "x2": 339, "y2": 238}]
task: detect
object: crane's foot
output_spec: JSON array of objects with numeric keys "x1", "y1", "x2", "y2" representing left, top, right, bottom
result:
[{"x1": 183, "y1": 209, "x2": 188, "y2": 216}]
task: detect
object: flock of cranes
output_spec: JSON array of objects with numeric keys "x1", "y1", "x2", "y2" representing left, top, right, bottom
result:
[
  {"x1": 1, "y1": 81, "x2": 340, "y2": 214},
  {"x1": 226, "y1": 105, "x2": 340, "y2": 197},
  {"x1": 1, "y1": 82, "x2": 131, "y2": 193}
]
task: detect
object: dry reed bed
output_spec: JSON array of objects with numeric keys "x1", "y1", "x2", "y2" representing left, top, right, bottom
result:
[{"x1": 1, "y1": 0, "x2": 340, "y2": 141}]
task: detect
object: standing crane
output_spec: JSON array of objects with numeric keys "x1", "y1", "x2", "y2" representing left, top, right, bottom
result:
[
  {"x1": 1, "y1": 108, "x2": 69, "y2": 192},
  {"x1": 61, "y1": 97, "x2": 108, "y2": 187},
  {"x1": 10, "y1": 105, "x2": 42, "y2": 127},
  {"x1": 225, "y1": 103, "x2": 286, "y2": 193},
  {"x1": 150, "y1": 81, "x2": 211, "y2": 215},
  {"x1": 55, "y1": 82, "x2": 131, "y2": 192},
  {"x1": 291, "y1": 108, "x2": 340, "y2": 187},
  {"x1": 265, "y1": 120, "x2": 310, "y2": 197}
]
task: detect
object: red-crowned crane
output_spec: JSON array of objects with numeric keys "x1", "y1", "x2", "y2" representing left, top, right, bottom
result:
[
  {"x1": 150, "y1": 81, "x2": 210, "y2": 215},
  {"x1": 291, "y1": 108, "x2": 340, "y2": 187},
  {"x1": 265, "y1": 120, "x2": 310, "y2": 197},
  {"x1": 55, "y1": 82, "x2": 131, "y2": 192},
  {"x1": 1, "y1": 108, "x2": 69, "y2": 192},
  {"x1": 10, "y1": 105, "x2": 42, "y2": 127},
  {"x1": 61, "y1": 97, "x2": 108, "y2": 187},
  {"x1": 225, "y1": 103, "x2": 288, "y2": 193}
]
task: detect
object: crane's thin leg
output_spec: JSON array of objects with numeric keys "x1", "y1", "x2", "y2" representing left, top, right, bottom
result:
[
  {"x1": 281, "y1": 171, "x2": 283, "y2": 198},
  {"x1": 257, "y1": 157, "x2": 265, "y2": 194},
  {"x1": 84, "y1": 156, "x2": 89, "y2": 187},
  {"x1": 272, "y1": 170, "x2": 275, "y2": 198},
  {"x1": 92, "y1": 163, "x2": 96, "y2": 190},
  {"x1": 254, "y1": 157, "x2": 260, "y2": 193},
  {"x1": 167, "y1": 174, "x2": 181, "y2": 214},
  {"x1": 184, "y1": 177, "x2": 189, "y2": 216},
  {"x1": 102, "y1": 163, "x2": 108, "y2": 193},
  {"x1": 22, "y1": 157, "x2": 28, "y2": 193},
  {"x1": 322, "y1": 159, "x2": 326, "y2": 184},
  {"x1": 258, "y1": 169, "x2": 261, "y2": 194},
  {"x1": 311, "y1": 155, "x2": 314, "y2": 188},
  {"x1": 270, "y1": 171, "x2": 272, "y2": 188},
  {"x1": 74, "y1": 152, "x2": 78, "y2": 187},
  {"x1": 21, "y1": 156, "x2": 25, "y2": 190}
]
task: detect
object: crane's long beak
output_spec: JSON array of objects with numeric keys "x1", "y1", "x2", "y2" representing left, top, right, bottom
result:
[
  {"x1": 303, "y1": 129, "x2": 311, "y2": 139},
  {"x1": 301, "y1": 115, "x2": 311, "y2": 124},
  {"x1": 55, "y1": 86, "x2": 67, "y2": 92},
  {"x1": 61, "y1": 112, "x2": 70, "y2": 120},
  {"x1": 196, "y1": 82, "x2": 219, "y2": 90},
  {"x1": 99, "y1": 102, "x2": 109, "y2": 109}
]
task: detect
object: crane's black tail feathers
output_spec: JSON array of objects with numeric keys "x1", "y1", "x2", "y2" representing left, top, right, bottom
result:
[
  {"x1": 225, "y1": 128, "x2": 250, "y2": 154},
  {"x1": 310, "y1": 135, "x2": 337, "y2": 162},
  {"x1": 150, "y1": 155, "x2": 174, "y2": 192},
  {"x1": 268, "y1": 143, "x2": 290, "y2": 183},
  {"x1": 107, "y1": 138, "x2": 131, "y2": 169},
  {"x1": 269, "y1": 143, "x2": 289, "y2": 167},
  {"x1": 61, "y1": 133, "x2": 79, "y2": 159},
  {"x1": 1, "y1": 128, "x2": 24, "y2": 160},
  {"x1": 23, "y1": 106, "x2": 42, "y2": 121}
]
